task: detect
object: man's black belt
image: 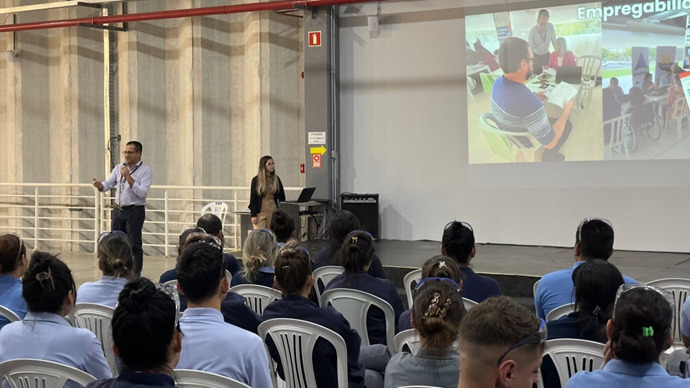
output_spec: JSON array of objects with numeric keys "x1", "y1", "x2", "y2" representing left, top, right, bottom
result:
[{"x1": 115, "y1": 204, "x2": 145, "y2": 210}]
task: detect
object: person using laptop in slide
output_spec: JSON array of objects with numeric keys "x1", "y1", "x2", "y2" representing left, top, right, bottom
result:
[
  {"x1": 249, "y1": 155, "x2": 285, "y2": 229},
  {"x1": 490, "y1": 37, "x2": 574, "y2": 161}
]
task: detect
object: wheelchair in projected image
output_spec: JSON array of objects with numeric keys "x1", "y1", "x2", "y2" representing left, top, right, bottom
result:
[{"x1": 623, "y1": 96, "x2": 664, "y2": 152}]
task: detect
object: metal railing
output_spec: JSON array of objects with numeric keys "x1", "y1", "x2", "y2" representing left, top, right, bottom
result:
[{"x1": 0, "y1": 182, "x2": 301, "y2": 256}]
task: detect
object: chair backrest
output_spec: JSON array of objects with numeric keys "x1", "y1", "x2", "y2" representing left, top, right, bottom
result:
[
  {"x1": 174, "y1": 369, "x2": 250, "y2": 388},
  {"x1": 603, "y1": 113, "x2": 632, "y2": 159},
  {"x1": 200, "y1": 201, "x2": 229, "y2": 227},
  {"x1": 462, "y1": 297, "x2": 479, "y2": 311},
  {"x1": 647, "y1": 278, "x2": 690, "y2": 345},
  {"x1": 671, "y1": 98, "x2": 689, "y2": 119},
  {"x1": 392, "y1": 328, "x2": 421, "y2": 354},
  {"x1": 72, "y1": 303, "x2": 117, "y2": 376},
  {"x1": 402, "y1": 269, "x2": 422, "y2": 309},
  {"x1": 577, "y1": 55, "x2": 602, "y2": 82},
  {"x1": 538, "y1": 339, "x2": 605, "y2": 388},
  {"x1": 479, "y1": 112, "x2": 542, "y2": 158},
  {"x1": 478, "y1": 112, "x2": 516, "y2": 162},
  {"x1": 313, "y1": 266, "x2": 345, "y2": 304},
  {"x1": 258, "y1": 318, "x2": 349, "y2": 388},
  {"x1": 545, "y1": 303, "x2": 575, "y2": 322},
  {"x1": 321, "y1": 288, "x2": 396, "y2": 350},
  {"x1": 479, "y1": 72, "x2": 496, "y2": 94},
  {"x1": 533, "y1": 279, "x2": 540, "y2": 298},
  {"x1": 229, "y1": 284, "x2": 282, "y2": 315},
  {"x1": 0, "y1": 305, "x2": 21, "y2": 323},
  {"x1": 0, "y1": 358, "x2": 97, "y2": 388}
]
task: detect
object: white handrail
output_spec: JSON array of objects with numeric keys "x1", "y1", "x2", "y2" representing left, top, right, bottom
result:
[{"x1": 0, "y1": 183, "x2": 302, "y2": 255}]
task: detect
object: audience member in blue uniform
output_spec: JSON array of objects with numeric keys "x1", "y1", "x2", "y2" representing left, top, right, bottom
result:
[
  {"x1": 399, "y1": 255, "x2": 462, "y2": 331},
  {"x1": 314, "y1": 210, "x2": 386, "y2": 279},
  {"x1": 86, "y1": 277, "x2": 182, "y2": 388},
  {"x1": 196, "y1": 213, "x2": 240, "y2": 275},
  {"x1": 541, "y1": 259, "x2": 624, "y2": 388},
  {"x1": 457, "y1": 296, "x2": 544, "y2": 388},
  {"x1": 0, "y1": 251, "x2": 111, "y2": 385},
  {"x1": 270, "y1": 209, "x2": 296, "y2": 248},
  {"x1": 566, "y1": 284, "x2": 687, "y2": 388},
  {"x1": 385, "y1": 275, "x2": 465, "y2": 388},
  {"x1": 231, "y1": 228, "x2": 278, "y2": 287},
  {"x1": 0, "y1": 234, "x2": 28, "y2": 330},
  {"x1": 535, "y1": 218, "x2": 636, "y2": 320},
  {"x1": 325, "y1": 230, "x2": 404, "y2": 345},
  {"x1": 263, "y1": 241, "x2": 391, "y2": 388},
  {"x1": 77, "y1": 231, "x2": 134, "y2": 308},
  {"x1": 175, "y1": 241, "x2": 271, "y2": 387}
]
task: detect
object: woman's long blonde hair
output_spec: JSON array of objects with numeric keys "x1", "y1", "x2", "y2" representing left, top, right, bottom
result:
[
  {"x1": 256, "y1": 155, "x2": 277, "y2": 197},
  {"x1": 241, "y1": 228, "x2": 278, "y2": 282}
]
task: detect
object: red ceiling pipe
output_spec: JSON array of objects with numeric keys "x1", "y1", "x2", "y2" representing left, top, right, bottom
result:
[{"x1": 0, "y1": 0, "x2": 385, "y2": 33}]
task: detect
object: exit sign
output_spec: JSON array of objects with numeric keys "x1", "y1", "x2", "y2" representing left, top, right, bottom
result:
[{"x1": 308, "y1": 31, "x2": 322, "y2": 47}]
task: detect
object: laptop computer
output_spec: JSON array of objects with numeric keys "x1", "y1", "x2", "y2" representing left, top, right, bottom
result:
[
  {"x1": 555, "y1": 66, "x2": 582, "y2": 85},
  {"x1": 295, "y1": 187, "x2": 316, "y2": 203}
]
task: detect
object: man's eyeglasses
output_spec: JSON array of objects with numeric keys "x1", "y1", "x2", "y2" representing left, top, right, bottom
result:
[
  {"x1": 613, "y1": 283, "x2": 675, "y2": 321},
  {"x1": 122, "y1": 151, "x2": 139, "y2": 155},
  {"x1": 415, "y1": 277, "x2": 461, "y2": 292},
  {"x1": 577, "y1": 217, "x2": 612, "y2": 242},
  {"x1": 444, "y1": 221, "x2": 473, "y2": 232},
  {"x1": 97, "y1": 230, "x2": 127, "y2": 244},
  {"x1": 496, "y1": 318, "x2": 547, "y2": 366}
]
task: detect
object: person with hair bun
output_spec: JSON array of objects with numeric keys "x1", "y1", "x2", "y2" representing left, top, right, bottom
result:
[
  {"x1": 231, "y1": 228, "x2": 278, "y2": 287},
  {"x1": 0, "y1": 251, "x2": 111, "y2": 384},
  {"x1": 566, "y1": 285, "x2": 686, "y2": 388},
  {"x1": 86, "y1": 277, "x2": 182, "y2": 388},
  {"x1": 77, "y1": 231, "x2": 135, "y2": 308},
  {"x1": 324, "y1": 231, "x2": 404, "y2": 346},
  {"x1": 384, "y1": 272, "x2": 465, "y2": 388},
  {"x1": 264, "y1": 240, "x2": 384, "y2": 388},
  {"x1": 0, "y1": 234, "x2": 29, "y2": 330},
  {"x1": 399, "y1": 255, "x2": 461, "y2": 331}
]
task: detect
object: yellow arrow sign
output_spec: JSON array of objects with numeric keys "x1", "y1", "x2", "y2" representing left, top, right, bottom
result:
[{"x1": 310, "y1": 145, "x2": 326, "y2": 155}]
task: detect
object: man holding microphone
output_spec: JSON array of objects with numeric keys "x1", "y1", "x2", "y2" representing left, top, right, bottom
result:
[{"x1": 92, "y1": 141, "x2": 152, "y2": 276}]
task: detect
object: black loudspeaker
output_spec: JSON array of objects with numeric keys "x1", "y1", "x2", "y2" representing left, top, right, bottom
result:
[{"x1": 341, "y1": 193, "x2": 379, "y2": 239}]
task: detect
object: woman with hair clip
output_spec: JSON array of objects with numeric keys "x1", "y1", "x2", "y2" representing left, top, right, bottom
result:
[
  {"x1": 86, "y1": 277, "x2": 182, "y2": 388},
  {"x1": 541, "y1": 259, "x2": 624, "y2": 388},
  {"x1": 0, "y1": 251, "x2": 111, "y2": 383},
  {"x1": 263, "y1": 240, "x2": 391, "y2": 388},
  {"x1": 324, "y1": 231, "x2": 404, "y2": 345},
  {"x1": 0, "y1": 233, "x2": 29, "y2": 330},
  {"x1": 566, "y1": 284, "x2": 686, "y2": 388},
  {"x1": 398, "y1": 255, "x2": 461, "y2": 331},
  {"x1": 231, "y1": 228, "x2": 278, "y2": 287},
  {"x1": 249, "y1": 155, "x2": 285, "y2": 230},
  {"x1": 314, "y1": 210, "x2": 386, "y2": 279},
  {"x1": 77, "y1": 231, "x2": 135, "y2": 307},
  {"x1": 384, "y1": 272, "x2": 465, "y2": 388}
]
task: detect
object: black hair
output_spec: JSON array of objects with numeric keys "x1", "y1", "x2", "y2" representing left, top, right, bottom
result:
[
  {"x1": 413, "y1": 278, "x2": 465, "y2": 356},
  {"x1": 610, "y1": 288, "x2": 673, "y2": 363},
  {"x1": 576, "y1": 219, "x2": 614, "y2": 260},
  {"x1": 498, "y1": 37, "x2": 530, "y2": 74},
  {"x1": 176, "y1": 242, "x2": 224, "y2": 303},
  {"x1": 0, "y1": 234, "x2": 26, "y2": 274},
  {"x1": 126, "y1": 141, "x2": 142, "y2": 153},
  {"x1": 112, "y1": 277, "x2": 176, "y2": 372},
  {"x1": 274, "y1": 241, "x2": 311, "y2": 295},
  {"x1": 572, "y1": 259, "x2": 623, "y2": 342},
  {"x1": 337, "y1": 231, "x2": 373, "y2": 273},
  {"x1": 327, "y1": 210, "x2": 360, "y2": 249},
  {"x1": 22, "y1": 251, "x2": 75, "y2": 314},
  {"x1": 537, "y1": 9, "x2": 549, "y2": 19},
  {"x1": 629, "y1": 86, "x2": 645, "y2": 106},
  {"x1": 441, "y1": 223, "x2": 474, "y2": 264},
  {"x1": 196, "y1": 214, "x2": 222, "y2": 236},
  {"x1": 270, "y1": 209, "x2": 296, "y2": 243},
  {"x1": 97, "y1": 233, "x2": 134, "y2": 278}
]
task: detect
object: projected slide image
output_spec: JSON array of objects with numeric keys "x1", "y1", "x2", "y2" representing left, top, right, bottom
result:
[{"x1": 466, "y1": 1, "x2": 690, "y2": 164}]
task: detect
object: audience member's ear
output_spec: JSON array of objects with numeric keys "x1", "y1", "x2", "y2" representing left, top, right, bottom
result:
[
  {"x1": 441, "y1": 246, "x2": 447, "y2": 256},
  {"x1": 574, "y1": 243, "x2": 581, "y2": 257},
  {"x1": 306, "y1": 274, "x2": 315, "y2": 290},
  {"x1": 220, "y1": 276, "x2": 229, "y2": 294},
  {"x1": 497, "y1": 359, "x2": 517, "y2": 387},
  {"x1": 410, "y1": 312, "x2": 415, "y2": 328},
  {"x1": 173, "y1": 331, "x2": 183, "y2": 353},
  {"x1": 605, "y1": 319, "x2": 614, "y2": 340},
  {"x1": 177, "y1": 282, "x2": 185, "y2": 296},
  {"x1": 470, "y1": 246, "x2": 476, "y2": 259},
  {"x1": 113, "y1": 343, "x2": 120, "y2": 358},
  {"x1": 663, "y1": 333, "x2": 674, "y2": 352}
]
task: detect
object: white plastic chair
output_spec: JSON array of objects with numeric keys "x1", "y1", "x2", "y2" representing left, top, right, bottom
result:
[
  {"x1": 0, "y1": 305, "x2": 21, "y2": 323},
  {"x1": 258, "y1": 318, "x2": 349, "y2": 388},
  {"x1": 537, "y1": 339, "x2": 605, "y2": 388},
  {"x1": 462, "y1": 297, "x2": 479, "y2": 311},
  {"x1": 545, "y1": 303, "x2": 575, "y2": 322},
  {"x1": 71, "y1": 303, "x2": 117, "y2": 376},
  {"x1": 0, "y1": 358, "x2": 97, "y2": 388},
  {"x1": 229, "y1": 284, "x2": 282, "y2": 315},
  {"x1": 576, "y1": 55, "x2": 602, "y2": 109},
  {"x1": 665, "y1": 98, "x2": 689, "y2": 139},
  {"x1": 174, "y1": 369, "x2": 250, "y2": 388},
  {"x1": 479, "y1": 112, "x2": 543, "y2": 162},
  {"x1": 648, "y1": 278, "x2": 690, "y2": 345},
  {"x1": 321, "y1": 288, "x2": 396, "y2": 351},
  {"x1": 604, "y1": 113, "x2": 632, "y2": 160},
  {"x1": 403, "y1": 269, "x2": 422, "y2": 309},
  {"x1": 392, "y1": 328, "x2": 421, "y2": 354},
  {"x1": 533, "y1": 279, "x2": 540, "y2": 297},
  {"x1": 200, "y1": 201, "x2": 229, "y2": 227},
  {"x1": 313, "y1": 265, "x2": 345, "y2": 304}
]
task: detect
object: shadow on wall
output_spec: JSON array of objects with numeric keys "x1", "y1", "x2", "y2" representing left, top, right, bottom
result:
[{"x1": 381, "y1": 203, "x2": 413, "y2": 240}]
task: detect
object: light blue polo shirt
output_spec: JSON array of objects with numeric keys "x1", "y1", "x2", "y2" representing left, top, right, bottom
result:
[
  {"x1": 76, "y1": 276, "x2": 129, "y2": 308},
  {"x1": 566, "y1": 359, "x2": 689, "y2": 388}
]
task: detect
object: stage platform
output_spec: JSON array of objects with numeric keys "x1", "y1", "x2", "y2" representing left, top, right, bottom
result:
[{"x1": 62, "y1": 239, "x2": 690, "y2": 311}]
